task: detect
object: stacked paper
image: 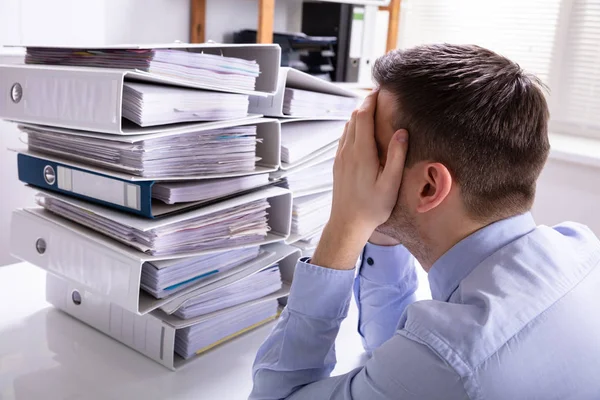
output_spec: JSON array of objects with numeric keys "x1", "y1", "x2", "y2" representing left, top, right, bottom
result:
[
  {"x1": 152, "y1": 174, "x2": 270, "y2": 204},
  {"x1": 3, "y1": 44, "x2": 307, "y2": 370},
  {"x1": 175, "y1": 299, "x2": 279, "y2": 359},
  {"x1": 248, "y1": 67, "x2": 359, "y2": 119},
  {"x1": 25, "y1": 46, "x2": 261, "y2": 92},
  {"x1": 4, "y1": 48, "x2": 362, "y2": 368},
  {"x1": 280, "y1": 120, "x2": 345, "y2": 167},
  {"x1": 35, "y1": 191, "x2": 270, "y2": 256},
  {"x1": 173, "y1": 265, "x2": 282, "y2": 319},
  {"x1": 122, "y1": 82, "x2": 250, "y2": 126},
  {"x1": 141, "y1": 246, "x2": 261, "y2": 298},
  {"x1": 292, "y1": 191, "x2": 333, "y2": 237},
  {"x1": 283, "y1": 158, "x2": 334, "y2": 194},
  {"x1": 283, "y1": 88, "x2": 358, "y2": 117},
  {"x1": 250, "y1": 69, "x2": 359, "y2": 250},
  {"x1": 23, "y1": 123, "x2": 261, "y2": 177}
]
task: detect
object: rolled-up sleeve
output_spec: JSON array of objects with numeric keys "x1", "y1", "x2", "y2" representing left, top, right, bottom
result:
[{"x1": 353, "y1": 243, "x2": 418, "y2": 351}]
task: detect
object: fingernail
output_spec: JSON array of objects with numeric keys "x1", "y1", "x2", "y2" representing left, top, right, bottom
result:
[{"x1": 396, "y1": 129, "x2": 408, "y2": 143}]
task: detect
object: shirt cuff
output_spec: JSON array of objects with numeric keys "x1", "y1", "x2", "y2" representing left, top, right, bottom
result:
[
  {"x1": 286, "y1": 258, "x2": 355, "y2": 319},
  {"x1": 360, "y1": 243, "x2": 415, "y2": 285}
]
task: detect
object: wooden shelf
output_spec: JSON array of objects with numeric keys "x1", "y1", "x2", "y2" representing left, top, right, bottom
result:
[{"x1": 190, "y1": 0, "x2": 401, "y2": 52}]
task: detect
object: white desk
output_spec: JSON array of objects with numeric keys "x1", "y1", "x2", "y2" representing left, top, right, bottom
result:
[
  {"x1": 0, "y1": 263, "x2": 365, "y2": 400},
  {"x1": 0, "y1": 262, "x2": 431, "y2": 400}
]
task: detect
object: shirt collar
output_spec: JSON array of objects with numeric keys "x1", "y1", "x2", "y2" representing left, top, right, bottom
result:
[{"x1": 427, "y1": 212, "x2": 537, "y2": 302}]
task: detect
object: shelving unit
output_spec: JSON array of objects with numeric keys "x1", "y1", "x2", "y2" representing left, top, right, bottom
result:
[{"x1": 190, "y1": 0, "x2": 401, "y2": 52}]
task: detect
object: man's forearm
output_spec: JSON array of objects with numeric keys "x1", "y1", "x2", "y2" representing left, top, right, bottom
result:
[{"x1": 311, "y1": 219, "x2": 371, "y2": 271}]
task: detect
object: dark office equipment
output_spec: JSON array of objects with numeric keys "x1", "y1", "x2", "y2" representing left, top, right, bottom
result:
[
  {"x1": 301, "y1": 1, "x2": 361, "y2": 82},
  {"x1": 233, "y1": 30, "x2": 337, "y2": 80}
]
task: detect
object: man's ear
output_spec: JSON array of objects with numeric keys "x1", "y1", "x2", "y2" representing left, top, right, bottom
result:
[{"x1": 415, "y1": 163, "x2": 453, "y2": 213}]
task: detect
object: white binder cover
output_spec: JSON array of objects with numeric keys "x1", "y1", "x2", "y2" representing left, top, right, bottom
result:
[
  {"x1": 17, "y1": 117, "x2": 281, "y2": 179},
  {"x1": 0, "y1": 44, "x2": 280, "y2": 134},
  {"x1": 271, "y1": 149, "x2": 335, "y2": 191},
  {"x1": 249, "y1": 67, "x2": 359, "y2": 118},
  {"x1": 10, "y1": 187, "x2": 292, "y2": 314},
  {"x1": 278, "y1": 118, "x2": 342, "y2": 171},
  {"x1": 45, "y1": 243, "x2": 301, "y2": 370},
  {"x1": 286, "y1": 225, "x2": 326, "y2": 246}
]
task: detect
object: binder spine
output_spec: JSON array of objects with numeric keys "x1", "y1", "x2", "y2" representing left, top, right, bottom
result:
[
  {"x1": 18, "y1": 153, "x2": 155, "y2": 218},
  {"x1": 10, "y1": 209, "x2": 141, "y2": 309},
  {"x1": 45, "y1": 273, "x2": 174, "y2": 369},
  {"x1": 0, "y1": 65, "x2": 125, "y2": 133}
]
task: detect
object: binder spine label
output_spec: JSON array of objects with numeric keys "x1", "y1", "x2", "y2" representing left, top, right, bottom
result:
[{"x1": 57, "y1": 166, "x2": 141, "y2": 210}]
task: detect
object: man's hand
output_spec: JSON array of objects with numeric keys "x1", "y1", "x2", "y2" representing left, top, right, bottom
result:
[{"x1": 311, "y1": 90, "x2": 409, "y2": 270}]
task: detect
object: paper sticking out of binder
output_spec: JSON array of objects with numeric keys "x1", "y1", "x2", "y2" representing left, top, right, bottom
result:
[
  {"x1": 121, "y1": 82, "x2": 250, "y2": 126},
  {"x1": 283, "y1": 88, "x2": 359, "y2": 118},
  {"x1": 273, "y1": 151, "x2": 334, "y2": 198},
  {"x1": 0, "y1": 43, "x2": 281, "y2": 134},
  {"x1": 249, "y1": 67, "x2": 360, "y2": 119},
  {"x1": 44, "y1": 243, "x2": 301, "y2": 370},
  {"x1": 170, "y1": 264, "x2": 283, "y2": 320},
  {"x1": 141, "y1": 246, "x2": 262, "y2": 299},
  {"x1": 33, "y1": 186, "x2": 291, "y2": 257},
  {"x1": 11, "y1": 207, "x2": 294, "y2": 315},
  {"x1": 152, "y1": 175, "x2": 270, "y2": 205},
  {"x1": 16, "y1": 118, "x2": 281, "y2": 218},
  {"x1": 291, "y1": 191, "x2": 332, "y2": 238},
  {"x1": 279, "y1": 119, "x2": 345, "y2": 170},
  {"x1": 283, "y1": 157, "x2": 334, "y2": 195},
  {"x1": 25, "y1": 45, "x2": 261, "y2": 91},
  {"x1": 175, "y1": 300, "x2": 279, "y2": 359},
  {"x1": 20, "y1": 119, "x2": 274, "y2": 178}
]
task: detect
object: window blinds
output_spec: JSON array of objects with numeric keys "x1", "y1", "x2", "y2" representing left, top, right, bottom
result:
[
  {"x1": 551, "y1": 0, "x2": 600, "y2": 138},
  {"x1": 396, "y1": 0, "x2": 600, "y2": 139}
]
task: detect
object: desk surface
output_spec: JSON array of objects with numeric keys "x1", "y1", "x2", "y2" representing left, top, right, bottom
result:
[{"x1": 0, "y1": 262, "x2": 430, "y2": 400}]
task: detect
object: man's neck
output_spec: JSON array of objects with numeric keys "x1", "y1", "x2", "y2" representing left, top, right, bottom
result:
[{"x1": 411, "y1": 217, "x2": 502, "y2": 272}]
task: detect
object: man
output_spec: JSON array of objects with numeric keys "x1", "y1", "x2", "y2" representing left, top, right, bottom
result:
[{"x1": 250, "y1": 44, "x2": 600, "y2": 399}]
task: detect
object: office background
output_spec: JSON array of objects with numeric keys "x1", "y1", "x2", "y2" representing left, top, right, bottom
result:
[{"x1": 1, "y1": 0, "x2": 598, "y2": 266}]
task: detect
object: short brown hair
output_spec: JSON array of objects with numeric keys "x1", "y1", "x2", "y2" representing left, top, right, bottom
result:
[{"x1": 373, "y1": 44, "x2": 550, "y2": 221}]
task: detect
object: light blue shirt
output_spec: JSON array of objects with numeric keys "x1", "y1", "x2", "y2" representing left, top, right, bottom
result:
[{"x1": 250, "y1": 213, "x2": 600, "y2": 399}]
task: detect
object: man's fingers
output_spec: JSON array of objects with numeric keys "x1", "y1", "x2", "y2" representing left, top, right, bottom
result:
[
  {"x1": 358, "y1": 90, "x2": 378, "y2": 113},
  {"x1": 379, "y1": 129, "x2": 409, "y2": 191},
  {"x1": 354, "y1": 90, "x2": 378, "y2": 152},
  {"x1": 346, "y1": 110, "x2": 358, "y2": 145},
  {"x1": 336, "y1": 122, "x2": 349, "y2": 158}
]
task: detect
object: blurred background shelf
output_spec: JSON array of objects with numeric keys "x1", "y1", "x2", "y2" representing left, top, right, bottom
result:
[{"x1": 190, "y1": 0, "x2": 400, "y2": 52}]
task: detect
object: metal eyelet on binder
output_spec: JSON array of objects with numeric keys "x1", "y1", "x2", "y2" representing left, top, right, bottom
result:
[
  {"x1": 71, "y1": 290, "x2": 82, "y2": 305},
  {"x1": 10, "y1": 83, "x2": 22, "y2": 103},
  {"x1": 35, "y1": 238, "x2": 47, "y2": 254},
  {"x1": 43, "y1": 165, "x2": 56, "y2": 185}
]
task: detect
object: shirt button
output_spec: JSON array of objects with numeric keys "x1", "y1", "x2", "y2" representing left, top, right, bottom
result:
[{"x1": 366, "y1": 257, "x2": 374, "y2": 266}]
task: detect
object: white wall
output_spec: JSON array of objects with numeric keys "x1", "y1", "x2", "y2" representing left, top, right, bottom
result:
[
  {"x1": 205, "y1": 0, "x2": 301, "y2": 43},
  {"x1": 533, "y1": 158, "x2": 600, "y2": 235}
]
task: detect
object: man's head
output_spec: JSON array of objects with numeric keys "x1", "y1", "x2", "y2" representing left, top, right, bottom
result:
[{"x1": 372, "y1": 44, "x2": 550, "y2": 262}]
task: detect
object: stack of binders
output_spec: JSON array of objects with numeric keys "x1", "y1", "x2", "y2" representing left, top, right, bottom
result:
[
  {"x1": 0, "y1": 43, "x2": 310, "y2": 370},
  {"x1": 249, "y1": 67, "x2": 359, "y2": 256}
]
